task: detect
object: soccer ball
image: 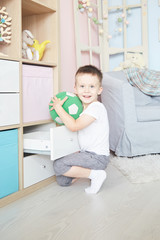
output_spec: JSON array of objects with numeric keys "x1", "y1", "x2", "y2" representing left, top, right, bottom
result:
[{"x1": 49, "y1": 91, "x2": 83, "y2": 125}]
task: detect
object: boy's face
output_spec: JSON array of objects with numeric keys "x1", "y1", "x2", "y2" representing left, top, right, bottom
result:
[{"x1": 74, "y1": 73, "x2": 103, "y2": 108}]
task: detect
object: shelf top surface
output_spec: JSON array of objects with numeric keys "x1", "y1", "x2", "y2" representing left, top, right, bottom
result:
[{"x1": 22, "y1": 0, "x2": 56, "y2": 17}]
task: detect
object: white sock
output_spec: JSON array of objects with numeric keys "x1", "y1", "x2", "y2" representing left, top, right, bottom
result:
[{"x1": 85, "y1": 170, "x2": 107, "y2": 194}]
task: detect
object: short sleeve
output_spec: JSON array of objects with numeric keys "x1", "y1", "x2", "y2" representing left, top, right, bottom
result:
[{"x1": 81, "y1": 102, "x2": 102, "y2": 119}]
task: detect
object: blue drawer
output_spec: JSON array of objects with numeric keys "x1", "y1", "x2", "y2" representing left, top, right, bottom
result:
[{"x1": 0, "y1": 129, "x2": 19, "y2": 198}]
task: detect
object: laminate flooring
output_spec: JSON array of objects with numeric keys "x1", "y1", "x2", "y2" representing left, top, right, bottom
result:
[{"x1": 1, "y1": 164, "x2": 160, "y2": 240}]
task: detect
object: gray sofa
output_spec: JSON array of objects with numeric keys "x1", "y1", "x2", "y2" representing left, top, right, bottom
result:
[{"x1": 101, "y1": 71, "x2": 160, "y2": 157}]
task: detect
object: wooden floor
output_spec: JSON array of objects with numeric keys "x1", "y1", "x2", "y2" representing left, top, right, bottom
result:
[{"x1": 1, "y1": 164, "x2": 160, "y2": 240}]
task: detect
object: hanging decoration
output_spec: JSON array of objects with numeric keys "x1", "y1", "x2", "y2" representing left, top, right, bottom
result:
[
  {"x1": 78, "y1": 1, "x2": 103, "y2": 27},
  {"x1": 0, "y1": 6, "x2": 12, "y2": 44},
  {"x1": 112, "y1": 8, "x2": 131, "y2": 38},
  {"x1": 78, "y1": 1, "x2": 132, "y2": 41}
]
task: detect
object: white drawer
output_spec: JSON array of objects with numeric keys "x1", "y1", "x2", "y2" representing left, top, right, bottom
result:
[
  {"x1": 23, "y1": 155, "x2": 54, "y2": 188},
  {"x1": 0, "y1": 94, "x2": 20, "y2": 126},
  {"x1": 23, "y1": 131, "x2": 51, "y2": 155},
  {"x1": 50, "y1": 126, "x2": 80, "y2": 160},
  {"x1": 0, "y1": 60, "x2": 19, "y2": 92},
  {"x1": 23, "y1": 126, "x2": 80, "y2": 160}
]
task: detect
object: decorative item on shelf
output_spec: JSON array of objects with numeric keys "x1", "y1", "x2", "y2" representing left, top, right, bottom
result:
[
  {"x1": 22, "y1": 30, "x2": 38, "y2": 60},
  {"x1": 31, "y1": 39, "x2": 50, "y2": 61},
  {"x1": 0, "y1": 6, "x2": 12, "y2": 44},
  {"x1": 22, "y1": 30, "x2": 50, "y2": 61},
  {"x1": 49, "y1": 92, "x2": 83, "y2": 125}
]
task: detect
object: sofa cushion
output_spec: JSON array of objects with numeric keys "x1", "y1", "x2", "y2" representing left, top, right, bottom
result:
[
  {"x1": 133, "y1": 87, "x2": 152, "y2": 106},
  {"x1": 136, "y1": 104, "x2": 160, "y2": 122}
]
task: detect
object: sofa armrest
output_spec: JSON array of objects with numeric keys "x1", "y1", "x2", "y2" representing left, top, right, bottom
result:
[{"x1": 101, "y1": 73, "x2": 137, "y2": 149}]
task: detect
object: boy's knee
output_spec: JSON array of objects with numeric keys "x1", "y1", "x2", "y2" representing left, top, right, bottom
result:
[{"x1": 56, "y1": 175, "x2": 73, "y2": 187}]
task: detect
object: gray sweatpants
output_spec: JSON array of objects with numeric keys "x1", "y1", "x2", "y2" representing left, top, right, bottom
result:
[{"x1": 53, "y1": 151, "x2": 110, "y2": 187}]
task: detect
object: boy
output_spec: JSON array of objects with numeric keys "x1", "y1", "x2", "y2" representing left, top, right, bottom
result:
[{"x1": 49, "y1": 65, "x2": 110, "y2": 194}]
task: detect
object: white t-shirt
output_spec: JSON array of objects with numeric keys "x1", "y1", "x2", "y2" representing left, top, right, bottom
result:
[{"x1": 78, "y1": 102, "x2": 110, "y2": 156}]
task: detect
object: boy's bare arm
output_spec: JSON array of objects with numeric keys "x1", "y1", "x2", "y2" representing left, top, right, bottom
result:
[{"x1": 49, "y1": 97, "x2": 95, "y2": 132}]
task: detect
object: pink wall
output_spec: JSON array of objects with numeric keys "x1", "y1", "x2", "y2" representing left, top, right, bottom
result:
[
  {"x1": 59, "y1": 0, "x2": 100, "y2": 92},
  {"x1": 59, "y1": 0, "x2": 77, "y2": 92}
]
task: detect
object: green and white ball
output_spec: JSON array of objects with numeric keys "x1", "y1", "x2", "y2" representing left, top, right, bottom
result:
[{"x1": 49, "y1": 91, "x2": 83, "y2": 125}]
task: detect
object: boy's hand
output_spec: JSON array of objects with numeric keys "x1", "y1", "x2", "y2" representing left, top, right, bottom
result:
[{"x1": 49, "y1": 96, "x2": 68, "y2": 111}]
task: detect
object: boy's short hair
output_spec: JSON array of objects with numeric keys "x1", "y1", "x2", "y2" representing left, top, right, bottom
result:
[{"x1": 75, "y1": 65, "x2": 103, "y2": 85}]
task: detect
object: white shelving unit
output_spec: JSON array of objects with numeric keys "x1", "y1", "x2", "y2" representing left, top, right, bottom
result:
[{"x1": 0, "y1": 0, "x2": 59, "y2": 207}]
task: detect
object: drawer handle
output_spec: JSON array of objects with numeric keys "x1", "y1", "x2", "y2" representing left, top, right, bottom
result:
[
  {"x1": 69, "y1": 138, "x2": 73, "y2": 141},
  {"x1": 41, "y1": 165, "x2": 46, "y2": 169}
]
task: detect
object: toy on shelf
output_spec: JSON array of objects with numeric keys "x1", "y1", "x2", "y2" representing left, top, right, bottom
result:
[
  {"x1": 49, "y1": 92, "x2": 83, "y2": 125},
  {"x1": 0, "y1": 6, "x2": 12, "y2": 44},
  {"x1": 22, "y1": 30, "x2": 50, "y2": 61},
  {"x1": 31, "y1": 39, "x2": 50, "y2": 61},
  {"x1": 22, "y1": 30, "x2": 39, "y2": 60}
]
